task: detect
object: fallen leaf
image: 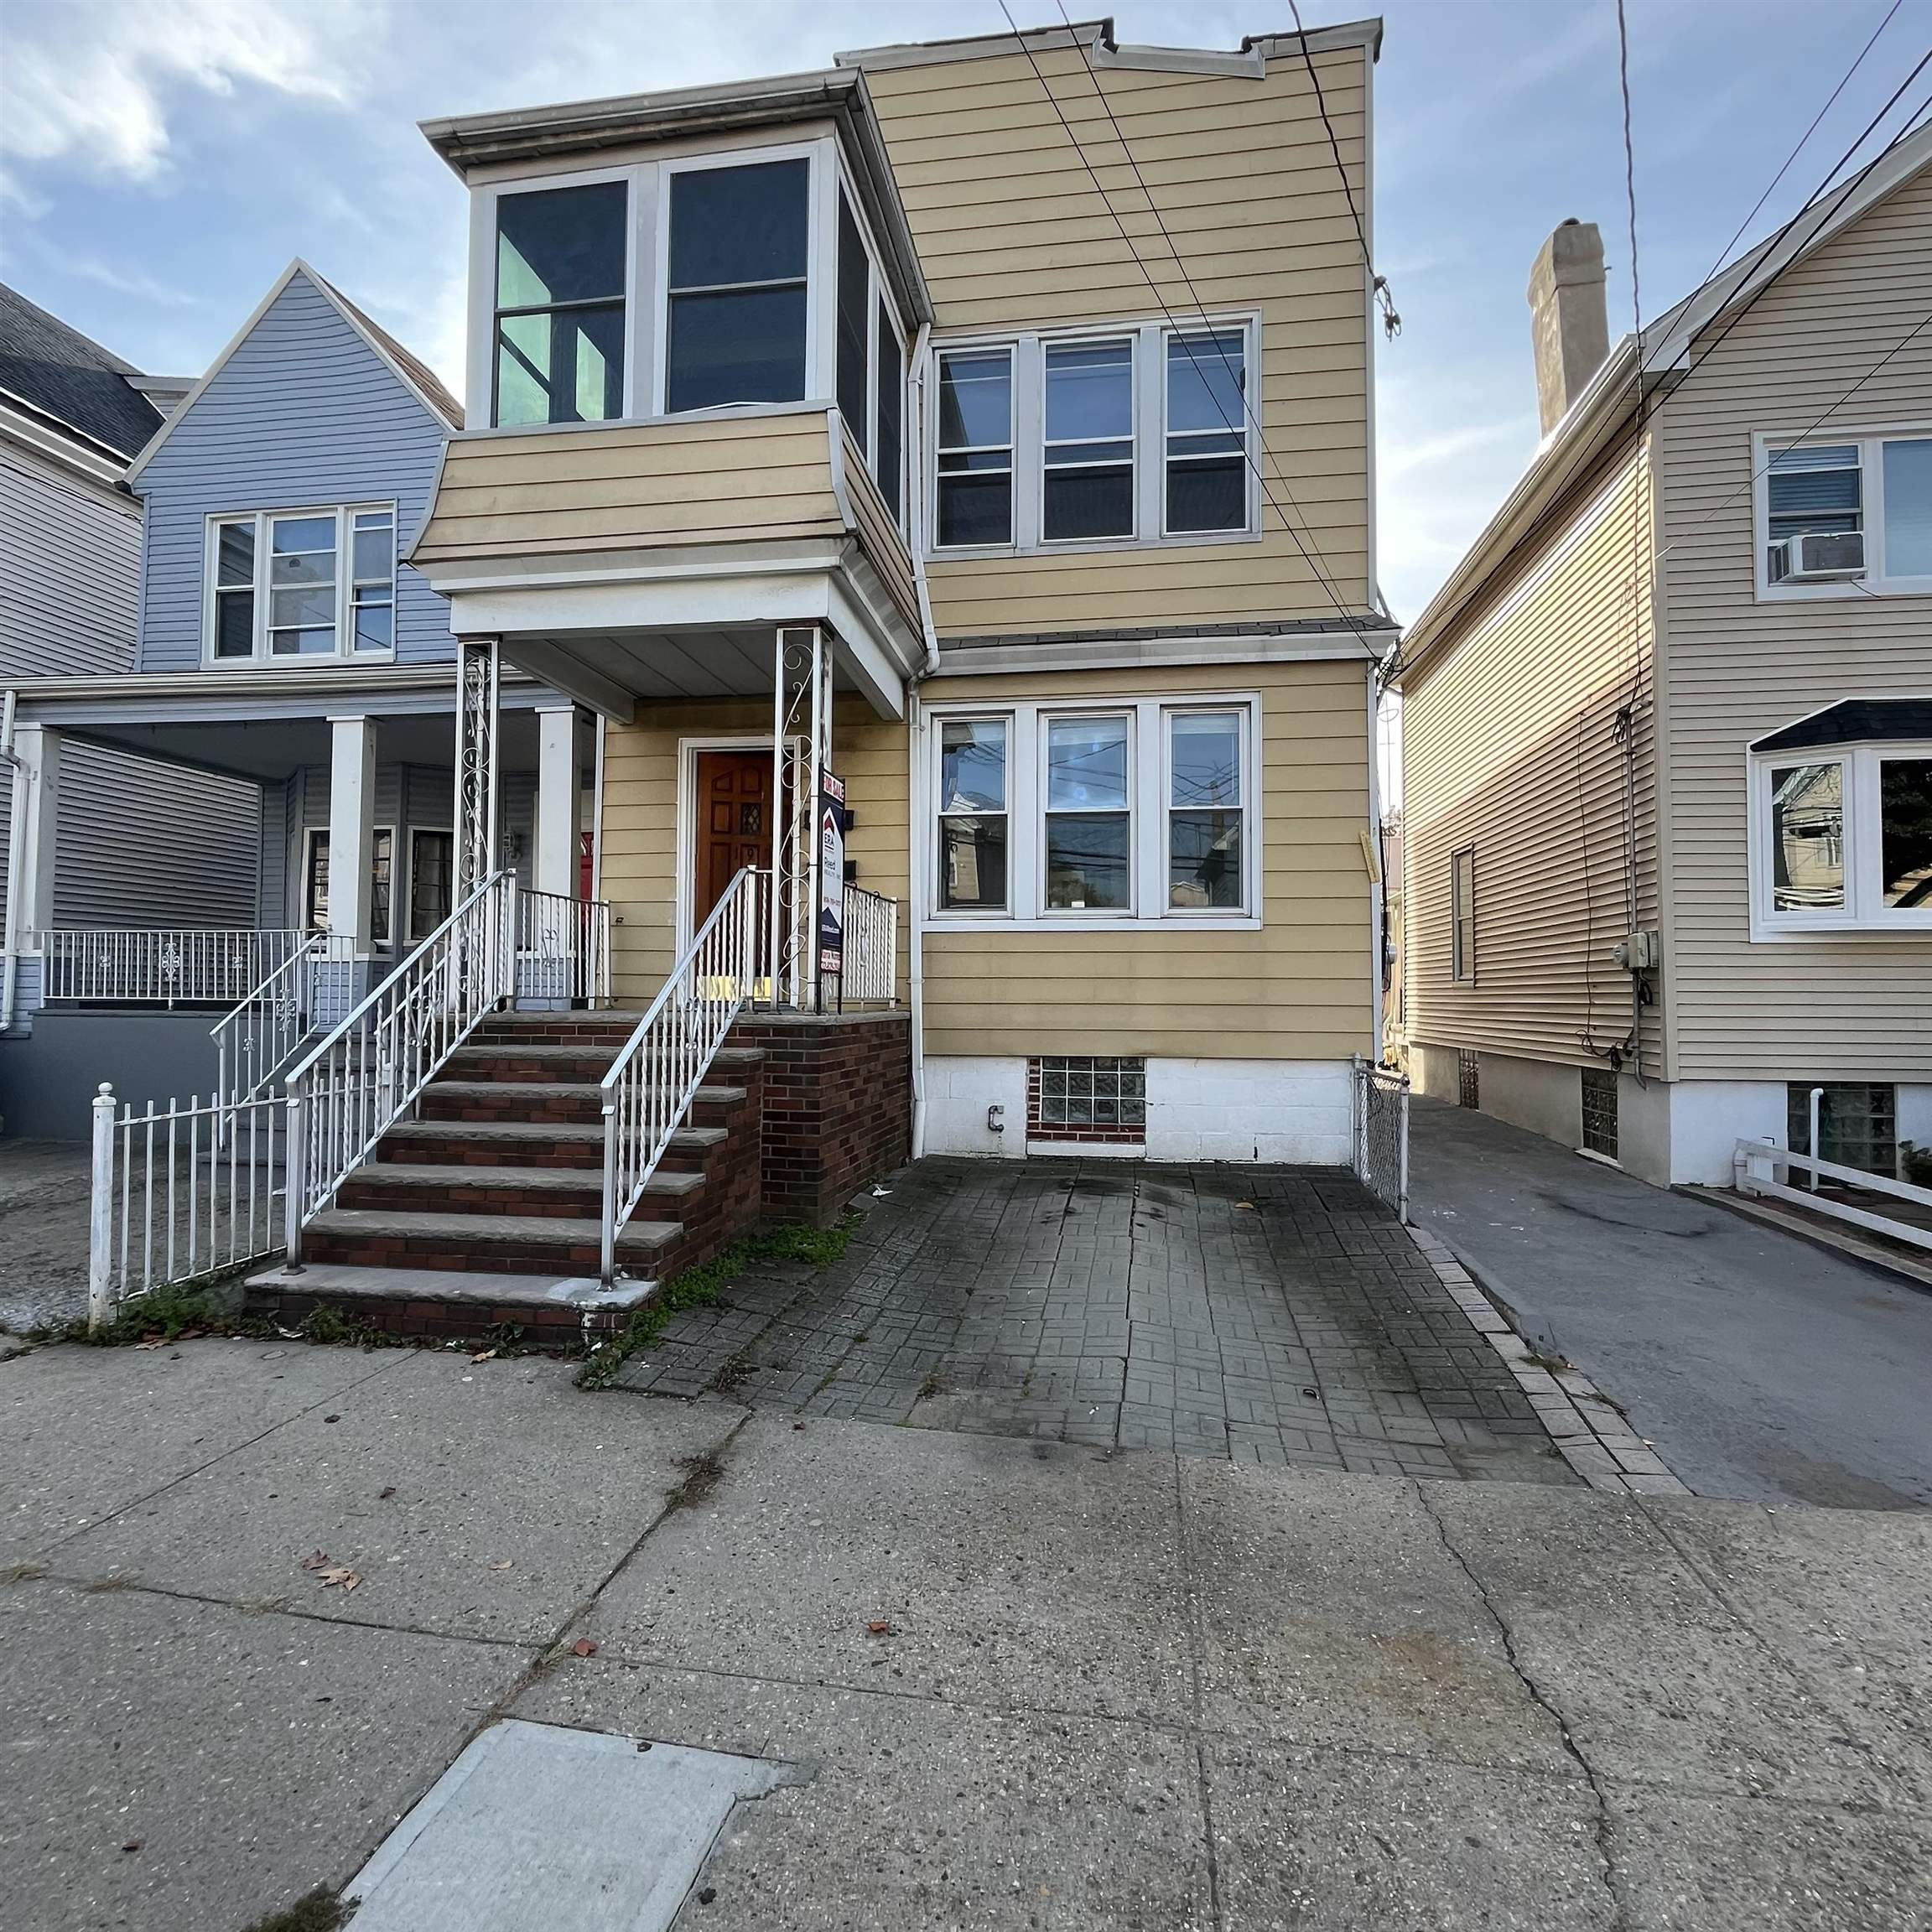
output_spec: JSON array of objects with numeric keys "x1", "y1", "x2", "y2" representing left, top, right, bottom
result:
[
  {"x1": 299, "y1": 1550, "x2": 331, "y2": 1572},
  {"x1": 135, "y1": 1337, "x2": 168, "y2": 1351},
  {"x1": 377, "y1": 1486, "x2": 397, "y2": 1501},
  {"x1": 865, "y1": 1619, "x2": 894, "y2": 1637},
  {"x1": 314, "y1": 1566, "x2": 361, "y2": 1593},
  {"x1": 571, "y1": 1639, "x2": 598, "y2": 1658},
  {"x1": 1234, "y1": 1201, "x2": 1256, "y2": 1212},
  {"x1": 470, "y1": 1348, "x2": 497, "y2": 1363}
]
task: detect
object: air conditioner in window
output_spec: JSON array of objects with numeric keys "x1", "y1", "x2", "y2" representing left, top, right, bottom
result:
[{"x1": 1768, "y1": 530, "x2": 1865, "y2": 583}]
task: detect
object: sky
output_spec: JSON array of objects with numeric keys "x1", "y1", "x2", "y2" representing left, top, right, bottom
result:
[{"x1": 3, "y1": 0, "x2": 1928, "y2": 624}]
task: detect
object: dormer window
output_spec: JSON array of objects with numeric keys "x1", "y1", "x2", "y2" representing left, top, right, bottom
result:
[
  {"x1": 664, "y1": 158, "x2": 809, "y2": 413},
  {"x1": 205, "y1": 505, "x2": 396, "y2": 663},
  {"x1": 493, "y1": 180, "x2": 628, "y2": 427}
]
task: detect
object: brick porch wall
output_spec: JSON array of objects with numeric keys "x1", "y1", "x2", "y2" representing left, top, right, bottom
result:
[{"x1": 730, "y1": 1010, "x2": 911, "y2": 1227}]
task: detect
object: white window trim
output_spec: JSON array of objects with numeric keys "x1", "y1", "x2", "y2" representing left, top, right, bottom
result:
[
  {"x1": 926, "y1": 312, "x2": 1261, "y2": 560},
  {"x1": 201, "y1": 503, "x2": 397, "y2": 667},
  {"x1": 404, "y1": 825, "x2": 456, "y2": 943},
  {"x1": 302, "y1": 823, "x2": 398, "y2": 949},
  {"x1": 932, "y1": 342, "x2": 1018, "y2": 553},
  {"x1": 1753, "y1": 423, "x2": 1932, "y2": 601},
  {"x1": 1161, "y1": 704, "x2": 1254, "y2": 920},
  {"x1": 1748, "y1": 739, "x2": 1932, "y2": 937},
  {"x1": 921, "y1": 693, "x2": 1264, "y2": 932},
  {"x1": 1040, "y1": 708, "x2": 1137, "y2": 916},
  {"x1": 932, "y1": 715, "x2": 1012, "y2": 917},
  {"x1": 1041, "y1": 336, "x2": 1140, "y2": 546}
]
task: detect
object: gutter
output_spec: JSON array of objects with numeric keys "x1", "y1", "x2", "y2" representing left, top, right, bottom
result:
[
  {"x1": 905, "y1": 319, "x2": 939, "y2": 1157},
  {"x1": 1, "y1": 690, "x2": 23, "y2": 1033}
]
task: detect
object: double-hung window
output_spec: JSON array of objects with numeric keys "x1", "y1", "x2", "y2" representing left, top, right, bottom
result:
[
  {"x1": 1165, "y1": 330, "x2": 1249, "y2": 533},
  {"x1": 408, "y1": 829, "x2": 454, "y2": 942},
  {"x1": 493, "y1": 180, "x2": 627, "y2": 427},
  {"x1": 208, "y1": 506, "x2": 394, "y2": 662},
  {"x1": 1042, "y1": 340, "x2": 1134, "y2": 541},
  {"x1": 1166, "y1": 711, "x2": 1245, "y2": 910},
  {"x1": 1758, "y1": 429, "x2": 1932, "y2": 595},
  {"x1": 664, "y1": 158, "x2": 809, "y2": 413},
  {"x1": 936, "y1": 348, "x2": 1014, "y2": 547},
  {"x1": 1451, "y1": 848, "x2": 1476, "y2": 982},
  {"x1": 1044, "y1": 714, "x2": 1133, "y2": 909},
  {"x1": 937, "y1": 719, "x2": 1008, "y2": 911},
  {"x1": 304, "y1": 828, "x2": 395, "y2": 948}
]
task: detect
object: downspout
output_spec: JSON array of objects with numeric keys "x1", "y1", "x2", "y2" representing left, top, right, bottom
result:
[
  {"x1": 906, "y1": 320, "x2": 939, "y2": 1156},
  {"x1": 1, "y1": 689, "x2": 23, "y2": 1034}
]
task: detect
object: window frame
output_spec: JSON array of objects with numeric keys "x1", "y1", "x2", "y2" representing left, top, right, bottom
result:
[
  {"x1": 1748, "y1": 736, "x2": 1932, "y2": 937},
  {"x1": 1451, "y1": 845, "x2": 1476, "y2": 984},
  {"x1": 1161, "y1": 326, "x2": 1256, "y2": 539},
  {"x1": 927, "y1": 313, "x2": 1260, "y2": 558},
  {"x1": 302, "y1": 823, "x2": 397, "y2": 950},
  {"x1": 1040, "y1": 709, "x2": 1137, "y2": 917},
  {"x1": 933, "y1": 342, "x2": 1016, "y2": 552},
  {"x1": 933, "y1": 714, "x2": 1012, "y2": 918},
  {"x1": 1161, "y1": 704, "x2": 1252, "y2": 918},
  {"x1": 1040, "y1": 335, "x2": 1139, "y2": 546},
  {"x1": 1753, "y1": 424, "x2": 1932, "y2": 600},
  {"x1": 405, "y1": 826, "x2": 457, "y2": 943},
  {"x1": 921, "y1": 695, "x2": 1264, "y2": 932},
  {"x1": 201, "y1": 503, "x2": 398, "y2": 666}
]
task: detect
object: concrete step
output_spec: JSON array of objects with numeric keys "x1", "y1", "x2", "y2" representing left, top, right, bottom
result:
[
  {"x1": 336, "y1": 1162, "x2": 701, "y2": 1218},
  {"x1": 304, "y1": 1207, "x2": 680, "y2": 1276}
]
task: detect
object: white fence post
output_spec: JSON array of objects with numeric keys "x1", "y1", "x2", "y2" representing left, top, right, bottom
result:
[{"x1": 86, "y1": 1083, "x2": 117, "y2": 1332}]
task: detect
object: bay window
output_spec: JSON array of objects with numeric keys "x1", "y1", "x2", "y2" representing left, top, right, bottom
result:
[
  {"x1": 836, "y1": 190, "x2": 870, "y2": 454},
  {"x1": 665, "y1": 158, "x2": 809, "y2": 413},
  {"x1": 493, "y1": 179, "x2": 627, "y2": 428},
  {"x1": 875, "y1": 296, "x2": 904, "y2": 523},
  {"x1": 206, "y1": 506, "x2": 395, "y2": 663},
  {"x1": 927, "y1": 698, "x2": 1257, "y2": 926},
  {"x1": 1749, "y1": 705, "x2": 1932, "y2": 932},
  {"x1": 1758, "y1": 428, "x2": 1932, "y2": 595}
]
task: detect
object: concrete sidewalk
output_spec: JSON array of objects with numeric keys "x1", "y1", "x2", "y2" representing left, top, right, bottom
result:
[
  {"x1": 1408, "y1": 1097, "x2": 1932, "y2": 1509},
  {"x1": 3, "y1": 1337, "x2": 1929, "y2": 1930}
]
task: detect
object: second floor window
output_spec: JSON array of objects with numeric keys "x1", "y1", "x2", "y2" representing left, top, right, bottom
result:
[
  {"x1": 666, "y1": 158, "x2": 809, "y2": 413},
  {"x1": 208, "y1": 506, "x2": 395, "y2": 662},
  {"x1": 936, "y1": 348, "x2": 1014, "y2": 546},
  {"x1": 1166, "y1": 330, "x2": 1249, "y2": 534},
  {"x1": 494, "y1": 180, "x2": 627, "y2": 427},
  {"x1": 1760, "y1": 430, "x2": 1932, "y2": 594},
  {"x1": 1043, "y1": 340, "x2": 1135, "y2": 541}
]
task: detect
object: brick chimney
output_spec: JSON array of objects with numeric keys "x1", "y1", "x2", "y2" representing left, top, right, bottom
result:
[{"x1": 1526, "y1": 219, "x2": 1608, "y2": 435}]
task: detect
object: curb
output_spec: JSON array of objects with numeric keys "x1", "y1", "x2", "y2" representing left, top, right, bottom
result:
[{"x1": 1404, "y1": 1223, "x2": 1692, "y2": 1497}]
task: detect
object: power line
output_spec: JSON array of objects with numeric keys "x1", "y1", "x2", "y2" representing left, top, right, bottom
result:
[
  {"x1": 990, "y1": 2, "x2": 1374, "y2": 638},
  {"x1": 1285, "y1": 0, "x2": 1399, "y2": 338},
  {"x1": 1042, "y1": 0, "x2": 1368, "y2": 626}
]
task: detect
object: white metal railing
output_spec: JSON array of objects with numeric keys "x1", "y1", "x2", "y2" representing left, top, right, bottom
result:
[
  {"x1": 86, "y1": 1083, "x2": 285, "y2": 1331},
  {"x1": 600, "y1": 866, "x2": 768, "y2": 1284},
  {"x1": 1732, "y1": 1138, "x2": 1932, "y2": 1255},
  {"x1": 518, "y1": 887, "x2": 610, "y2": 1009},
  {"x1": 282, "y1": 870, "x2": 517, "y2": 1263},
  {"x1": 33, "y1": 927, "x2": 307, "y2": 1006},
  {"x1": 211, "y1": 932, "x2": 358, "y2": 1108},
  {"x1": 1353, "y1": 1055, "x2": 1410, "y2": 1223},
  {"x1": 839, "y1": 884, "x2": 898, "y2": 1005}
]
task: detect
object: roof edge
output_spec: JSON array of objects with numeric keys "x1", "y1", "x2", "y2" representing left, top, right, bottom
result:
[{"x1": 835, "y1": 14, "x2": 1380, "y2": 75}]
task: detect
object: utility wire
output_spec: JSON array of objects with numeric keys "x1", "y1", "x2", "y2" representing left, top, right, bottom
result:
[
  {"x1": 992, "y1": 2, "x2": 1373, "y2": 638},
  {"x1": 1042, "y1": 0, "x2": 1368, "y2": 627},
  {"x1": 1284, "y1": 0, "x2": 1399, "y2": 337}
]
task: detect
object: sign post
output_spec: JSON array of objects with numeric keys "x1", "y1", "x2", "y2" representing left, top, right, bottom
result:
[{"x1": 817, "y1": 771, "x2": 846, "y2": 1010}]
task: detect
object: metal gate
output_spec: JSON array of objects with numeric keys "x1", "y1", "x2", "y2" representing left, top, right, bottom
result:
[{"x1": 1353, "y1": 1056, "x2": 1410, "y2": 1222}]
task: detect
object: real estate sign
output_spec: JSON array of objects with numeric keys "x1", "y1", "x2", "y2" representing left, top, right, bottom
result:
[{"x1": 818, "y1": 770, "x2": 846, "y2": 976}]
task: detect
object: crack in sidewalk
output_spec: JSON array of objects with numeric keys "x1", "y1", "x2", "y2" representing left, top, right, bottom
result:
[{"x1": 1415, "y1": 1483, "x2": 1633, "y2": 1932}]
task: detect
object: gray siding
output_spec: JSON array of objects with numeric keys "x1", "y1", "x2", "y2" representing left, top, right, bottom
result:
[
  {"x1": 133, "y1": 270, "x2": 451, "y2": 673},
  {"x1": 0, "y1": 445, "x2": 140, "y2": 677}
]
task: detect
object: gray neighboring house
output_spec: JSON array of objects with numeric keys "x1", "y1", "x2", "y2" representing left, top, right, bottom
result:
[{"x1": 0, "y1": 264, "x2": 584, "y2": 1137}]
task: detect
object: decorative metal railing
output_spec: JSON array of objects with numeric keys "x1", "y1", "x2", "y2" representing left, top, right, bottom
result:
[
  {"x1": 1353, "y1": 1056, "x2": 1410, "y2": 1222},
  {"x1": 210, "y1": 932, "x2": 359, "y2": 1109},
  {"x1": 518, "y1": 886, "x2": 610, "y2": 1009},
  {"x1": 86, "y1": 1083, "x2": 285, "y2": 1332},
  {"x1": 32, "y1": 927, "x2": 307, "y2": 1007},
  {"x1": 600, "y1": 867, "x2": 768, "y2": 1284},
  {"x1": 281, "y1": 871, "x2": 518, "y2": 1263},
  {"x1": 839, "y1": 885, "x2": 898, "y2": 1005}
]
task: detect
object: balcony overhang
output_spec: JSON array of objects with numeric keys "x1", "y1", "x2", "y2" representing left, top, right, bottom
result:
[{"x1": 411, "y1": 406, "x2": 928, "y2": 723}]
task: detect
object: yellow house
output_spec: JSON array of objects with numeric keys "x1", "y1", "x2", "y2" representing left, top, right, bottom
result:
[
  {"x1": 1394, "y1": 127, "x2": 1932, "y2": 1187},
  {"x1": 409, "y1": 16, "x2": 1394, "y2": 1175}
]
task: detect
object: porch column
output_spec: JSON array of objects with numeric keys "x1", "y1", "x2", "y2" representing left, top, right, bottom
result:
[
  {"x1": 7, "y1": 722, "x2": 61, "y2": 941},
  {"x1": 455, "y1": 636, "x2": 501, "y2": 905},
  {"x1": 326, "y1": 714, "x2": 377, "y2": 953},
  {"x1": 533, "y1": 704, "x2": 582, "y2": 899}
]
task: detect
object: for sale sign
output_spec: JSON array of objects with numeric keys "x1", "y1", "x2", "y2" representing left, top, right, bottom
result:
[{"x1": 818, "y1": 771, "x2": 846, "y2": 974}]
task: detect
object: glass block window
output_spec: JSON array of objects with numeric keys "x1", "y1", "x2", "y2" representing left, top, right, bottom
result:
[
  {"x1": 1030, "y1": 1056, "x2": 1146, "y2": 1139},
  {"x1": 1789, "y1": 1082, "x2": 1897, "y2": 1178}
]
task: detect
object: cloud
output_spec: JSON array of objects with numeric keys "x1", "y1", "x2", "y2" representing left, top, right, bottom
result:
[{"x1": 0, "y1": 0, "x2": 377, "y2": 183}]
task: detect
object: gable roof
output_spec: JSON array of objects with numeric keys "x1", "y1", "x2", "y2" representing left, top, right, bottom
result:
[
  {"x1": 123, "y1": 261, "x2": 462, "y2": 486},
  {"x1": 1394, "y1": 118, "x2": 1932, "y2": 681},
  {"x1": 0, "y1": 280, "x2": 164, "y2": 461}
]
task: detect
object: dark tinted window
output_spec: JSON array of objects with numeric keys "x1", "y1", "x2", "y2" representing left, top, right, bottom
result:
[
  {"x1": 667, "y1": 159, "x2": 808, "y2": 288},
  {"x1": 875, "y1": 299, "x2": 903, "y2": 525},
  {"x1": 837, "y1": 192, "x2": 870, "y2": 454},
  {"x1": 493, "y1": 181, "x2": 628, "y2": 427},
  {"x1": 666, "y1": 287, "x2": 808, "y2": 413}
]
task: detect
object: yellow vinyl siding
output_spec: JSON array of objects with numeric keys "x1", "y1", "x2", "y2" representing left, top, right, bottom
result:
[
  {"x1": 838, "y1": 418, "x2": 920, "y2": 636},
  {"x1": 1402, "y1": 442, "x2": 1664, "y2": 1073},
  {"x1": 413, "y1": 411, "x2": 844, "y2": 564},
  {"x1": 922, "y1": 658, "x2": 1374, "y2": 1059},
  {"x1": 1654, "y1": 163, "x2": 1932, "y2": 1081},
  {"x1": 598, "y1": 694, "x2": 909, "y2": 1003},
  {"x1": 860, "y1": 41, "x2": 1372, "y2": 636}
]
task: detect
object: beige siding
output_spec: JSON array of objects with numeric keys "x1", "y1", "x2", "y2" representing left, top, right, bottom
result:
[
  {"x1": 1403, "y1": 441, "x2": 1664, "y2": 1074},
  {"x1": 862, "y1": 42, "x2": 1373, "y2": 636},
  {"x1": 1654, "y1": 164, "x2": 1932, "y2": 1080},
  {"x1": 922, "y1": 659, "x2": 1374, "y2": 1059},
  {"x1": 839, "y1": 418, "x2": 920, "y2": 635},
  {"x1": 599, "y1": 694, "x2": 909, "y2": 1003},
  {"x1": 413, "y1": 410, "x2": 843, "y2": 564}
]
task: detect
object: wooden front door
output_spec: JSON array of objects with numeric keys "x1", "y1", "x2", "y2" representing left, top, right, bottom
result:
[{"x1": 694, "y1": 750, "x2": 773, "y2": 925}]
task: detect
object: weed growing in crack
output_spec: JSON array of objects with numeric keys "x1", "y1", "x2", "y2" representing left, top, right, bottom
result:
[{"x1": 240, "y1": 1888, "x2": 353, "y2": 1932}]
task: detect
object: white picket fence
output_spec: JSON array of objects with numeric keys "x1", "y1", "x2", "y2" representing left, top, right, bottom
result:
[
  {"x1": 87, "y1": 1084, "x2": 286, "y2": 1331},
  {"x1": 1733, "y1": 1138, "x2": 1932, "y2": 1255}
]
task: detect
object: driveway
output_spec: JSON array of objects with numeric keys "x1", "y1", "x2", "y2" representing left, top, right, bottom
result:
[
  {"x1": 1409, "y1": 1096, "x2": 1932, "y2": 1509},
  {"x1": 619, "y1": 1156, "x2": 1579, "y2": 1483},
  {"x1": 0, "y1": 1140, "x2": 91, "y2": 1334}
]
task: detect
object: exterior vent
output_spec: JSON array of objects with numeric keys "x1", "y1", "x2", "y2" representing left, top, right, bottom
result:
[{"x1": 1768, "y1": 530, "x2": 1865, "y2": 583}]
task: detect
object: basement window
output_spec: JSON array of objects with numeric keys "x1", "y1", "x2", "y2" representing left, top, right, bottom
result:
[
  {"x1": 1789, "y1": 1081, "x2": 1897, "y2": 1178},
  {"x1": 1029, "y1": 1056, "x2": 1146, "y2": 1141}
]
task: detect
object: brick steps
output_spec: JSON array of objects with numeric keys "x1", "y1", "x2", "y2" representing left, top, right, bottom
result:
[
  {"x1": 376, "y1": 1120, "x2": 726, "y2": 1172},
  {"x1": 336, "y1": 1161, "x2": 702, "y2": 1219},
  {"x1": 242, "y1": 1261, "x2": 653, "y2": 1343}
]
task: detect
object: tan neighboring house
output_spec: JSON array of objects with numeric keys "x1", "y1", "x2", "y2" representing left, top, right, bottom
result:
[
  {"x1": 408, "y1": 15, "x2": 1395, "y2": 1166},
  {"x1": 1395, "y1": 127, "x2": 1932, "y2": 1187}
]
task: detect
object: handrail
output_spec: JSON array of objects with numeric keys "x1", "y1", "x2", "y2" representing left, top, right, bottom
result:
[
  {"x1": 210, "y1": 931, "x2": 351, "y2": 1107},
  {"x1": 600, "y1": 866, "x2": 766, "y2": 1284}
]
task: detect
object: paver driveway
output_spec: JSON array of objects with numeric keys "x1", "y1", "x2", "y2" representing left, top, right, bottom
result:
[{"x1": 615, "y1": 1157, "x2": 1576, "y2": 1481}]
